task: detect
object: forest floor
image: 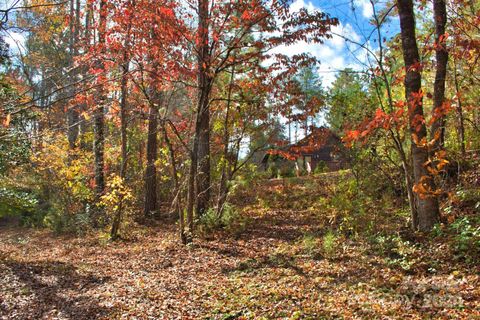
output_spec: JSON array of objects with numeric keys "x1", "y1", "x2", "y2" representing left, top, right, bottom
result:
[{"x1": 1, "y1": 173, "x2": 480, "y2": 319}]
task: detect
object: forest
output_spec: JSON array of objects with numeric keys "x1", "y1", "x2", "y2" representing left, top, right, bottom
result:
[{"x1": 0, "y1": 0, "x2": 479, "y2": 318}]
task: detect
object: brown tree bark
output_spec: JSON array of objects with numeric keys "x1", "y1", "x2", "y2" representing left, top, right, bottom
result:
[
  {"x1": 453, "y1": 56, "x2": 466, "y2": 156},
  {"x1": 144, "y1": 100, "x2": 159, "y2": 217},
  {"x1": 94, "y1": 0, "x2": 107, "y2": 205},
  {"x1": 216, "y1": 65, "x2": 235, "y2": 217},
  {"x1": 430, "y1": 0, "x2": 448, "y2": 152},
  {"x1": 111, "y1": 46, "x2": 130, "y2": 239},
  {"x1": 79, "y1": 0, "x2": 91, "y2": 150},
  {"x1": 195, "y1": 0, "x2": 212, "y2": 218},
  {"x1": 185, "y1": 0, "x2": 211, "y2": 243},
  {"x1": 397, "y1": 0, "x2": 440, "y2": 231},
  {"x1": 67, "y1": 0, "x2": 80, "y2": 149},
  {"x1": 162, "y1": 124, "x2": 186, "y2": 244},
  {"x1": 186, "y1": 126, "x2": 198, "y2": 243}
]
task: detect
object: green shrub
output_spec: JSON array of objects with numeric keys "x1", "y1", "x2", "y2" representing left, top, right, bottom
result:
[
  {"x1": 42, "y1": 204, "x2": 91, "y2": 235},
  {"x1": 319, "y1": 175, "x2": 373, "y2": 236},
  {"x1": 0, "y1": 186, "x2": 38, "y2": 219},
  {"x1": 198, "y1": 203, "x2": 248, "y2": 236},
  {"x1": 299, "y1": 232, "x2": 319, "y2": 256},
  {"x1": 322, "y1": 230, "x2": 338, "y2": 258},
  {"x1": 314, "y1": 161, "x2": 327, "y2": 174},
  {"x1": 279, "y1": 166, "x2": 295, "y2": 178},
  {"x1": 371, "y1": 234, "x2": 419, "y2": 271},
  {"x1": 450, "y1": 217, "x2": 480, "y2": 262}
]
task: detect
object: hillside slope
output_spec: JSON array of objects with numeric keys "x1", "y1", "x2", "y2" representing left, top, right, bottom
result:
[{"x1": 1, "y1": 174, "x2": 479, "y2": 319}]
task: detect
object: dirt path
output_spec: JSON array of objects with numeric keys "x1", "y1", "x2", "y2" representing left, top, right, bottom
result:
[{"x1": 1, "y1": 178, "x2": 479, "y2": 319}]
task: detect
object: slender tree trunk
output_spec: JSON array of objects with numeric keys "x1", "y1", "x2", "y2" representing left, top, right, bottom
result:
[
  {"x1": 430, "y1": 0, "x2": 448, "y2": 152},
  {"x1": 288, "y1": 122, "x2": 291, "y2": 143},
  {"x1": 162, "y1": 124, "x2": 186, "y2": 243},
  {"x1": 186, "y1": 121, "x2": 199, "y2": 243},
  {"x1": 144, "y1": 100, "x2": 159, "y2": 217},
  {"x1": 185, "y1": 0, "x2": 211, "y2": 242},
  {"x1": 453, "y1": 56, "x2": 466, "y2": 156},
  {"x1": 67, "y1": 0, "x2": 79, "y2": 148},
  {"x1": 119, "y1": 69, "x2": 129, "y2": 178},
  {"x1": 79, "y1": 2, "x2": 91, "y2": 150},
  {"x1": 94, "y1": 0, "x2": 106, "y2": 207},
  {"x1": 94, "y1": 108, "x2": 105, "y2": 198},
  {"x1": 398, "y1": 0, "x2": 440, "y2": 232},
  {"x1": 110, "y1": 52, "x2": 130, "y2": 239},
  {"x1": 216, "y1": 66, "x2": 235, "y2": 217},
  {"x1": 396, "y1": 137, "x2": 418, "y2": 228},
  {"x1": 195, "y1": 0, "x2": 211, "y2": 217}
]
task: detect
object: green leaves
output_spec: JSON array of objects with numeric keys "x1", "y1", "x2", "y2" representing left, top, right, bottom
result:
[{"x1": 0, "y1": 186, "x2": 38, "y2": 218}]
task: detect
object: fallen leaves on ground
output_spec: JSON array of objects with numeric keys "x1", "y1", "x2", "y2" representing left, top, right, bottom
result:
[{"x1": 1, "y1": 176, "x2": 479, "y2": 319}]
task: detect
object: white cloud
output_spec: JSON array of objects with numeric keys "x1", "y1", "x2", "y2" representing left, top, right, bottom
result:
[
  {"x1": 354, "y1": 0, "x2": 374, "y2": 19},
  {"x1": 4, "y1": 32, "x2": 26, "y2": 54},
  {"x1": 271, "y1": 0, "x2": 366, "y2": 87},
  {"x1": 289, "y1": 0, "x2": 317, "y2": 12}
]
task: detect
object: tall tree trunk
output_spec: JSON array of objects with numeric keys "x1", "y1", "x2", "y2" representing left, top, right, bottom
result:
[
  {"x1": 79, "y1": 0, "x2": 91, "y2": 150},
  {"x1": 119, "y1": 68, "x2": 129, "y2": 178},
  {"x1": 94, "y1": 0, "x2": 106, "y2": 206},
  {"x1": 110, "y1": 52, "x2": 130, "y2": 239},
  {"x1": 216, "y1": 65, "x2": 235, "y2": 217},
  {"x1": 185, "y1": 0, "x2": 211, "y2": 242},
  {"x1": 144, "y1": 98, "x2": 159, "y2": 217},
  {"x1": 186, "y1": 120, "x2": 199, "y2": 243},
  {"x1": 430, "y1": 0, "x2": 448, "y2": 152},
  {"x1": 453, "y1": 56, "x2": 466, "y2": 156},
  {"x1": 162, "y1": 124, "x2": 186, "y2": 243},
  {"x1": 67, "y1": 0, "x2": 79, "y2": 148},
  {"x1": 93, "y1": 107, "x2": 105, "y2": 200},
  {"x1": 195, "y1": 0, "x2": 211, "y2": 217},
  {"x1": 397, "y1": 0, "x2": 439, "y2": 232}
]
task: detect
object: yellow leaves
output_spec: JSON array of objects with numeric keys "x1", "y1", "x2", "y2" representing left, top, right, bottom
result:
[
  {"x1": 388, "y1": 275, "x2": 404, "y2": 286},
  {"x1": 81, "y1": 111, "x2": 91, "y2": 121},
  {"x1": 99, "y1": 174, "x2": 134, "y2": 216},
  {"x1": 412, "y1": 177, "x2": 429, "y2": 197},
  {"x1": 3, "y1": 114, "x2": 11, "y2": 127},
  {"x1": 411, "y1": 133, "x2": 427, "y2": 148},
  {"x1": 413, "y1": 176, "x2": 442, "y2": 199},
  {"x1": 423, "y1": 149, "x2": 450, "y2": 176},
  {"x1": 30, "y1": 131, "x2": 93, "y2": 202}
]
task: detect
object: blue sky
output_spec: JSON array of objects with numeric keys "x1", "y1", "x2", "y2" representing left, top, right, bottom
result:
[
  {"x1": 278, "y1": 0, "x2": 400, "y2": 87},
  {"x1": 1, "y1": 0, "x2": 400, "y2": 88}
]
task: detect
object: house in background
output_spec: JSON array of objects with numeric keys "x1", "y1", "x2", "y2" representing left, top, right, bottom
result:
[
  {"x1": 290, "y1": 127, "x2": 348, "y2": 172},
  {"x1": 260, "y1": 127, "x2": 348, "y2": 175}
]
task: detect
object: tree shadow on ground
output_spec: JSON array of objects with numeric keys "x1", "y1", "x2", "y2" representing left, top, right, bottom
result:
[
  {"x1": 240, "y1": 210, "x2": 326, "y2": 243},
  {"x1": 222, "y1": 252, "x2": 306, "y2": 276},
  {"x1": 1, "y1": 257, "x2": 114, "y2": 319}
]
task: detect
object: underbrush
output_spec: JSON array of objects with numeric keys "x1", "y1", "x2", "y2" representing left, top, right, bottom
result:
[
  {"x1": 431, "y1": 215, "x2": 480, "y2": 264},
  {"x1": 297, "y1": 230, "x2": 339, "y2": 259},
  {"x1": 0, "y1": 183, "x2": 38, "y2": 221},
  {"x1": 198, "y1": 203, "x2": 249, "y2": 237},
  {"x1": 298, "y1": 164, "x2": 480, "y2": 271},
  {"x1": 312, "y1": 172, "x2": 405, "y2": 237}
]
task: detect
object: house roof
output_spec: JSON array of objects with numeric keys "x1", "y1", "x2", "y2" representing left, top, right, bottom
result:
[
  {"x1": 288, "y1": 127, "x2": 340, "y2": 156},
  {"x1": 263, "y1": 127, "x2": 341, "y2": 161}
]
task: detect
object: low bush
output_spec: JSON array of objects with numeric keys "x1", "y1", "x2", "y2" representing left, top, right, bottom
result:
[
  {"x1": 322, "y1": 230, "x2": 338, "y2": 258},
  {"x1": 299, "y1": 232, "x2": 319, "y2": 257},
  {"x1": 371, "y1": 234, "x2": 419, "y2": 271},
  {"x1": 0, "y1": 185, "x2": 38, "y2": 221},
  {"x1": 449, "y1": 216, "x2": 480, "y2": 262},
  {"x1": 198, "y1": 203, "x2": 248, "y2": 236}
]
